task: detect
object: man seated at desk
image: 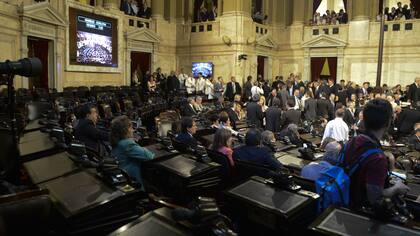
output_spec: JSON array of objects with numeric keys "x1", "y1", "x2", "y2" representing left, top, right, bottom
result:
[
  {"x1": 175, "y1": 116, "x2": 199, "y2": 149},
  {"x1": 111, "y1": 116, "x2": 155, "y2": 190},
  {"x1": 233, "y1": 129, "x2": 283, "y2": 171},
  {"x1": 75, "y1": 104, "x2": 109, "y2": 155},
  {"x1": 218, "y1": 111, "x2": 239, "y2": 136},
  {"x1": 301, "y1": 140, "x2": 341, "y2": 181},
  {"x1": 408, "y1": 122, "x2": 420, "y2": 151}
]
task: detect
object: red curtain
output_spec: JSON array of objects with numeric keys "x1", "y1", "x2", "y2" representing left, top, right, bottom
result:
[
  {"x1": 33, "y1": 39, "x2": 49, "y2": 89},
  {"x1": 257, "y1": 56, "x2": 265, "y2": 79},
  {"x1": 311, "y1": 57, "x2": 325, "y2": 81},
  {"x1": 412, "y1": 0, "x2": 420, "y2": 18},
  {"x1": 313, "y1": 0, "x2": 322, "y2": 14},
  {"x1": 327, "y1": 57, "x2": 337, "y2": 83}
]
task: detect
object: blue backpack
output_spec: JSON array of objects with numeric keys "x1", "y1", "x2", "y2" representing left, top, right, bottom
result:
[{"x1": 315, "y1": 146, "x2": 383, "y2": 212}]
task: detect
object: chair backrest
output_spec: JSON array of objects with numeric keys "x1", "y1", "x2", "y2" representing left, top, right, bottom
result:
[
  {"x1": 234, "y1": 160, "x2": 272, "y2": 183},
  {"x1": 0, "y1": 193, "x2": 52, "y2": 235},
  {"x1": 206, "y1": 149, "x2": 232, "y2": 178}
]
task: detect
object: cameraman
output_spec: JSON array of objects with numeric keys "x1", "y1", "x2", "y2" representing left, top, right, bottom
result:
[{"x1": 342, "y1": 99, "x2": 410, "y2": 210}]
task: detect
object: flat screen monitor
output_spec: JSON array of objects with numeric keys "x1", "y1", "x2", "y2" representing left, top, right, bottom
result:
[
  {"x1": 192, "y1": 62, "x2": 213, "y2": 78},
  {"x1": 69, "y1": 8, "x2": 118, "y2": 67}
]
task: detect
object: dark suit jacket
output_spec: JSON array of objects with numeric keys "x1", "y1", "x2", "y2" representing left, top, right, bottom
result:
[
  {"x1": 396, "y1": 108, "x2": 420, "y2": 134},
  {"x1": 408, "y1": 135, "x2": 420, "y2": 151},
  {"x1": 227, "y1": 108, "x2": 240, "y2": 129},
  {"x1": 281, "y1": 109, "x2": 301, "y2": 130},
  {"x1": 175, "y1": 132, "x2": 198, "y2": 149},
  {"x1": 225, "y1": 82, "x2": 242, "y2": 101},
  {"x1": 408, "y1": 83, "x2": 420, "y2": 103},
  {"x1": 343, "y1": 109, "x2": 356, "y2": 126},
  {"x1": 265, "y1": 107, "x2": 282, "y2": 132},
  {"x1": 278, "y1": 90, "x2": 289, "y2": 109},
  {"x1": 183, "y1": 103, "x2": 197, "y2": 116},
  {"x1": 304, "y1": 98, "x2": 317, "y2": 120},
  {"x1": 75, "y1": 118, "x2": 109, "y2": 153},
  {"x1": 166, "y1": 75, "x2": 180, "y2": 93},
  {"x1": 246, "y1": 102, "x2": 263, "y2": 128},
  {"x1": 244, "y1": 81, "x2": 253, "y2": 101},
  {"x1": 233, "y1": 146, "x2": 282, "y2": 171},
  {"x1": 317, "y1": 98, "x2": 333, "y2": 119}
]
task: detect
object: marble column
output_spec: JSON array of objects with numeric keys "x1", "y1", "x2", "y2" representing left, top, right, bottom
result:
[
  {"x1": 370, "y1": 0, "x2": 380, "y2": 21},
  {"x1": 152, "y1": 0, "x2": 165, "y2": 17},
  {"x1": 352, "y1": 0, "x2": 370, "y2": 21},
  {"x1": 222, "y1": 0, "x2": 251, "y2": 16},
  {"x1": 103, "y1": 0, "x2": 118, "y2": 9},
  {"x1": 274, "y1": 0, "x2": 286, "y2": 27},
  {"x1": 292, "y1": 0, "x2": 307, "y2": 25}
]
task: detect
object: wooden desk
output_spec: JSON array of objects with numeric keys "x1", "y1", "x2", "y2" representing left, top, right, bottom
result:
[{"x1": 19, "y1": 130, "x2": 56, "y2": 160}]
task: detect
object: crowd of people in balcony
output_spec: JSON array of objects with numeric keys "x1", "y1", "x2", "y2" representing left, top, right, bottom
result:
[
  {"x1": 120, "y1": 0, "x2": 151, "y2": 19},
  {"x1": 377, "y1": 1, "x2": 418, "y2": 21},
  {"x1": 252, "y1": 6, "x2": 268, "y2": 24},
  {"x1": 310, "y1": 9, "x2": 348, "y2": 26}
]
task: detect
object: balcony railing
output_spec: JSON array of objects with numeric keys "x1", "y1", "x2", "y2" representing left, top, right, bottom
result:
[
  {"x1": 254, "y1": 22, "x2": 269, "y2": 36},
  {"x1": 125, "y1": 15, "x2": 152, "y2": 30},
  {"x1": 191, "y1": 20, "x2": 219, "y2": 33},
  {"x1": 304, "y1": 24, "x2": 349, "y2": 41}
]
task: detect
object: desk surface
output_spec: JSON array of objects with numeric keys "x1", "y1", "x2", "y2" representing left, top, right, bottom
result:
[
  {"x1": 227, "y1": 178, "x2": 310, "y2": 216},
  {"x1": 19, "y1": 131, "x2": 55, "y2": 157},
  {"x1": 40, "y1": 170, "x2": 123, "y2": 217},
  {"x1": 157, "y1": 155, "x2": 216, "y2": 178},
  {"x1": 24, "y1": 119, "x2": 43, "y2": 132},
  {"x1": 23, "y1": 152, "x2": 78, "y2": 184},
  {"x1": 300, "y1": 134, "x2": 322, "y2": 146},
  {"x1": 311, "y1": 208, "x2": 420, "y2": 236},
  {"x1": 144, "y1": 143, "x2": 179, "y2": 159}
]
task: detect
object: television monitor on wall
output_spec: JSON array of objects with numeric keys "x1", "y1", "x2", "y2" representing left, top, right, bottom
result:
[
  {"x1": 69, "y1": 8, "x2": 118, "y2": 67},
  {"x1": 192, "y1": 62, "x2": 213, "y2": 78}
]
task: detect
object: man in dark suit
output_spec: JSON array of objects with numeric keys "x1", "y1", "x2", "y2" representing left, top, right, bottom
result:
[
  {"x1": 233, "y1": 129, "x2": 283, "y2": 171},
  {"x1": 408, "y1": 123, "x2": 420, "y2": 151},
  {"x1": 396, "y1": 106, "x2": 420, "y2": 135},
  {"x1": 183, "y1": 98, "x2": 197, "y2": 116},
  {"x1": 304, "y1": 91, "x2": 317, "y2": 121},
  {"x1": 75, "y1": 104, "x2": 109, "y2": 154},
  {"x1": 317, "y1": 93, "x2": 333, "y2": 120},
  {"x1": 246, "y1": 94, "x2": 263, "y2": 128},
  {"x1": 243, "y1": 76, "x2": 253, "y2": 102},
  {"x1": 166, "y1": 71, "x2": 180, "y2": 95},
  {"x1": 407, "y1": 78, "x2": 420, "y2": 104},
  {"x1": 278, "y1": 86, "x2": 289, "y2": 110},
  {"x1": 281, "y1": 98, "x2": 301, "y2": 131},
  {"x1": 175, "y1": 117, "x2": 198, "y2": 149},
  {"x1": 327, "y1": 78, "x2": 338, "y2": 97},
  {"x1": 343, "y1": 100, "x2": 356, "y2": 127},
  {"x1": 227, "y1": 102, "x2": 241, "y2": 129},
  {"x1": 225, "y1": 76, "x2": 242, "y2": 101},
  {"x1": 265, "y1": 98, "x2": 282, "y2": 133}
]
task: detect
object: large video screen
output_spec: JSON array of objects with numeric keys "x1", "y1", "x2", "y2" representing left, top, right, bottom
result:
[
  {"x1": 69, "y1": 8, "x2": 118, "y2": 67},
  {"x1": 192, "y1": 62, "x2": 213, "y2": 78}
]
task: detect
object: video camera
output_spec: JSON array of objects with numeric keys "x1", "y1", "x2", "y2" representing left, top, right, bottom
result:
[{"x1": 171, "y1": 197, "x2": 237, "y2": 236}]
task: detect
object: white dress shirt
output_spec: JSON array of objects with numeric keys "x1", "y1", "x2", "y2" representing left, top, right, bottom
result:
[
  {"x1": 204, "y1": 80, "x2": 215, "y2": 99},
  {"x1": 185, "y1": 77, "x2": 196, "y2": 94},
  {"x1": 322, "y1": 117, "x2": 349, "y2": 143},
  {"x1": 178, "y1": 73, "x2": 188, "y2": 89},
  {"x1": 196, "y1": 78, "x2": 206, "y2": 93},
  {"x1": 251, "y1": 85, "x2": 264, "y2": 97}
]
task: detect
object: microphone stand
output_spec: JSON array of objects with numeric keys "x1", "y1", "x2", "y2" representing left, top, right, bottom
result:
[{"x1": 7, "y1": 73, "x2": 18, "y2": 151}]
